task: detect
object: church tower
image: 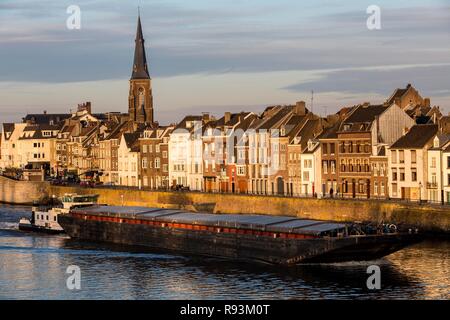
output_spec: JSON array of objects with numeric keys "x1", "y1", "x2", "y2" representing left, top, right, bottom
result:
[{"x1": 128, "y1": 14, "x2": 154, "y2": 124}]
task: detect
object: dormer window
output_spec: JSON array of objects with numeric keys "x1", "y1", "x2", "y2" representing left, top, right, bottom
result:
[{"x1": 433, "y1": 137, "x2": 439, "y2": 148}]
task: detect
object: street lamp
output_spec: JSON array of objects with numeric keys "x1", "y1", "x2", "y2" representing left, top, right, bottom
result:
[{"x1": 419, "y1": 181, "x2": 422, "y2": 203}]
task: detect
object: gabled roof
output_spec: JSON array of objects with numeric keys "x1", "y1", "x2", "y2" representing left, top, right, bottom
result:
[
  {"x1": 2, "y1": 123, "x2": 14, "y2": 133},
  {"x1": 123, "y1": 132, "x2": 141, "y2": 152},
  {"x1": 342, "y1": 104, "x2": 387, "y2": 126},
  {"x1": 318, "y1": 119, "x2": 342, "y2": 140},
  {"x1": 386, "y1": 83, "x2": 413, "y2": 106},
  {"x1": 390, "y1": 124, "x2": 438, "y2": 149},
  {"x1": 174, "y1": 115, "x2": 204, "y2": 132},
  {"x1": 23, "y1": 113, "x2": 70, "y2": 125},
  {"x1": 291, "y1": 118, "x2": 322, "y2": 149}
]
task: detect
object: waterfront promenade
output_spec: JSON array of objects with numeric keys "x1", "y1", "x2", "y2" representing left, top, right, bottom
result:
[{"x1": 1, "y1": 176, "x2": 449, "y2": 235}]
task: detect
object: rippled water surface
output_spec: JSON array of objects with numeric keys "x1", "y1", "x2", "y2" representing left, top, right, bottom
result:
[{"x1": 0, "y1": 205, "x2": 448, "y2": 300}]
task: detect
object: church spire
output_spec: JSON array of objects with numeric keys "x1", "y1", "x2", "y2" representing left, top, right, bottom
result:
[{"x1": 131, "y1": 13, "x2": 150, "y2": 80}]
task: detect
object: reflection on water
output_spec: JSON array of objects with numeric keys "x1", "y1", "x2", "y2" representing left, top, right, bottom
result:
[{"x1": 0, "y1": 205, "x2": 448, "y2": 300}]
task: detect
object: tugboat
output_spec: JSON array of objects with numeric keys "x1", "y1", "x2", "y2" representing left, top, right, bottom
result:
[{"x1": 19, "y1": 194, "x2": 99, "y2": 234}]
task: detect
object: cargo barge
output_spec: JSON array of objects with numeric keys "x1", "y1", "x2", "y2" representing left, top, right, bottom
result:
[{"x1": 58, "y1": 205, "x2": 421, "y2": 265}]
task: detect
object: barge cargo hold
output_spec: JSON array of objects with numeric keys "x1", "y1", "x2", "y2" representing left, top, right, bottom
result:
[{"x1": 58, "y1": 206, "x2": 421, "y2": 265}]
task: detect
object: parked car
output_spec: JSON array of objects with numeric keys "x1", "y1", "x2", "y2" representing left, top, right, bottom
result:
[
  {"x1": 80, "y1": 180, "x2": 95, "y2": 188},
  {"x1": 50, "y1": 179, "x2": 68, "y2": 186}
]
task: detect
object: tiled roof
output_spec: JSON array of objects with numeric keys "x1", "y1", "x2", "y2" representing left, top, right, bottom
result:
[
  {"x1": 23, "y1": 113, "x2": 70, "y2": 125},
  {"x1": 343, "y1": 104, "x2": 387, "y2": 125},
  {"x1": 318, "y1": 120, "x2": 342, "y2": 140},
  {"x1": 390, "y1": 124, "x2": 438, "y2": 149},
  {"x1": 3, "y1": 123, "x2": 14, "y2": 133}
]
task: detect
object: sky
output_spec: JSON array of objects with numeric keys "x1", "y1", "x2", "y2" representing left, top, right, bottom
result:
[{"x1": 0, "y1": 0, "x2": 449, "y2": 124}]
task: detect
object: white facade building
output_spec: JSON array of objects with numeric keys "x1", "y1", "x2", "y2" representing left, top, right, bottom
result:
[
  {"x1": 388, "y1": 124, "x2": 438, "y2": 201},
  {"x1": 169, "y1": 117, "x2": 204, "y2": 190},
  {"x1": 118, "y1": 132, "x2": 140, "y2": 187}
]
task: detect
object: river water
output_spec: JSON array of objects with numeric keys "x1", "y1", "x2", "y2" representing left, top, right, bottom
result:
[{"x1": 0, "y1": 205, "x2": 448, "y2": 300}]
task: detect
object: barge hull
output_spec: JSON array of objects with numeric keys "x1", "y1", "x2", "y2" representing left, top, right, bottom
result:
[{"x1": 58, "y1": 214, "x2": 420, "y2": 265}]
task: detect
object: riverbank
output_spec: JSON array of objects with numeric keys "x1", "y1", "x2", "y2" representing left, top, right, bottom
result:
[
  {"x1": 1, "y1": 176, "x2": 449, "y2": 235},
  {"x1": 1, "y1": 204, "x2": 448, "y2": 299}
]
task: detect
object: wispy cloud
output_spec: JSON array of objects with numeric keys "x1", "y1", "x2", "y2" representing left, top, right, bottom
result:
[{"x1": 0, "y1": 0, "x2": 449, "y2": 121}]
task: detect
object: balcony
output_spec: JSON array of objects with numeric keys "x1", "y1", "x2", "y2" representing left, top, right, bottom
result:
[{"x1": 427, "y1": 182, "x2": 438, "y2": 189}]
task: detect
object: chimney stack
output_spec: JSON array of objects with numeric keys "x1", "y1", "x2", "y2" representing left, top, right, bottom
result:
[
  {"x1": 424, "y1": 98, "x2": 431, "y2": 108},
  {"x1": 224, "y1": 112, "x2": 231, "y2": 124},
  {"x1": 202, "y1": 112, "x2": 210, "y2": 122},
  {"x1": 294, "y1": 101, "x2": 306, "y2": 116}
]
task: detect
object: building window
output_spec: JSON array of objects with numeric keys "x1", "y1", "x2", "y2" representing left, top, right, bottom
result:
[
  {"x1": 400, "y1": 168, "x2": 405, "y2": 181},
  {"x1": 392, "y1": 169, "x2": 397, "y2": 181},
  {"x1": 303, "y1": 171, "x2": 309, "y2": 181},
  {"x1": 322, "y1": 144, "x2": 328, "y2": 155},
  {"x1": 237, "y1": 166, "x2": 246, "y2": 175},
  {"x1": 154, "y1": 158, "x2": 160, "y2": 169},
  {"x1": 162, "y1": 151, "x2": 168, "y2": 159},
  {"x1": 392, "y1": 151, "x2": 397, "y2": 164},
  {"x1": 143, "y1": 145, "x2": 147, "y2": 153},
  {"x1": 411, "y1": 168, "x2": 417, "y2": 182},
  {"x1": 399, "y1": 150, "x2": 405, "y2": 164},
  {"x1": 392, "y1": 183, "x2": 398, "y2": 197},
  {"x1": 156, "y1": 144, "x2": 160, "y2": 153},
  {"x1": 322, "y1": 160, "x2": 328, "y2": 174},
  {"x1": 330, "y1": 143, "x2": 335, "y2": 154},
  {"x1": 431, "y1": 157, "x2": 436, "y2": 168},
  {"x1": 142, "y1": 158, "x2": 148, "y2": 169},
  {"x1": 364, "y1": 144, "x2": 370, "y2": 153},
  {"x1": 447, "y1": 156, "x2": 450, "y2": 169},
  {"x1": 163, "y1": 164, "x2": 168, "y2": 173},
  {"x1": 411, "y1": 150, "x2": 417, "y2": 164}
]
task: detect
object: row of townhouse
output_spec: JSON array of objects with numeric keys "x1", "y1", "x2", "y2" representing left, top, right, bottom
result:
[{"x1": 2, "y1": 84, "x2": 450, "y2": 203}]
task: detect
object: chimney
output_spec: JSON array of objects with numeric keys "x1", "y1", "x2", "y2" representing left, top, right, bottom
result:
[
  {"x1": 294, "y1": 101, "x2": 306, "y2": 116},
  {"x1": 43, "y1": 110, "x2": 47, "y2": 115},
  {"x1": 224, "y1": 112, "x2": 231, "y2": 124},
  {"x1": 424, "y1": 98, "x2": 431, "y2": 108},
  {"x1": 202, "y1": 112, "x2": 210, "y2": 122}
]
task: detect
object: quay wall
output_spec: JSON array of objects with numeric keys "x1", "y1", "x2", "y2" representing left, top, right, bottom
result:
[
  {"x1": 1, "y1": 176, "x2": 449, "y2": 234},
  {"x1": 0, "y1": 176, "x2": 48, "y2": 205}
]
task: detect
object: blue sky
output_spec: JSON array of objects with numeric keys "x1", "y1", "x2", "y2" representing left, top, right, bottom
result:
[{"x1": 0, "y1": 0, "x2": 449, "y2": 123}]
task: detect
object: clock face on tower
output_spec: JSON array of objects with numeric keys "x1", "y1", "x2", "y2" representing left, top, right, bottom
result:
[{"x1": 138, "y1": 87, "x2": 144, "y2": 93}]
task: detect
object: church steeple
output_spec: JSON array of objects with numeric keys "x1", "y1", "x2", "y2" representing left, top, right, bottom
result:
[
  {"x1": 131, "y1": 14, "x2": 150, "y2": 80},
  {"x1": 128, "y1": 12, "x2": 154, "y2": 124}
]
